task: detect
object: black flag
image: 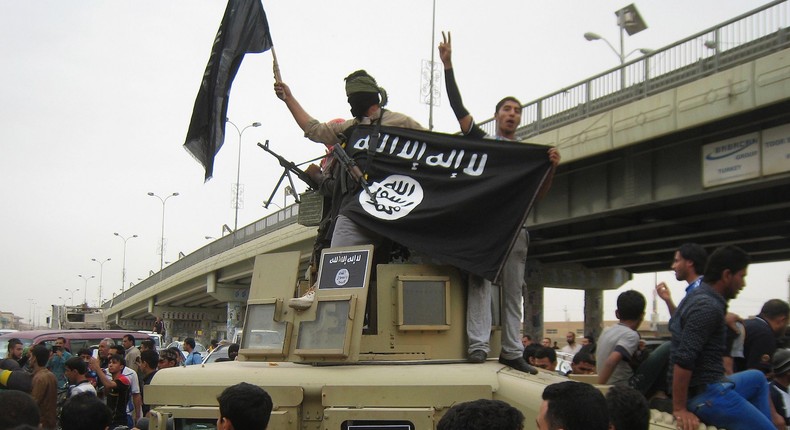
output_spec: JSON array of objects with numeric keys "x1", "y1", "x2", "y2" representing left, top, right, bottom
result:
[
  {"x1": 184, "y1": 0, "x2": 273, "y2": 181},
  {"x1": 339, "y1": 126, "x2": 552, "y2": 282}
]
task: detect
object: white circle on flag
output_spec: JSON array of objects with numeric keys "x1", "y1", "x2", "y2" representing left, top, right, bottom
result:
[
  {"x1": 335, "y1": 268, "x2": 350, "y2": 286},
  {"x1": 359, "y1": 175, "x2": 423, "y2": 221}
]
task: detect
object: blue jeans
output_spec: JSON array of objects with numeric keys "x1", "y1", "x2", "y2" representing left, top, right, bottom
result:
[{"x1": 689, "y1": 369, "x2": 774, "y2": 430}]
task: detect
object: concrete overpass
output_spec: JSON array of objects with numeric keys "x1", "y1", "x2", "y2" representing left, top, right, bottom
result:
[{"x1": 104, "y1": 1, "x2": 790, "y2": 343}]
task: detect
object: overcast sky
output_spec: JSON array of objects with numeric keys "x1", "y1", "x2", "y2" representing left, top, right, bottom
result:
[{"x1": 1, "y1": 0, "x2": 787, "y2": 326}]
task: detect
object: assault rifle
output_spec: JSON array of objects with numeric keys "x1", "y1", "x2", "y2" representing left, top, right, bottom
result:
[{"x1": 331, "y1": 143, "x2": 377, "y2": 204}]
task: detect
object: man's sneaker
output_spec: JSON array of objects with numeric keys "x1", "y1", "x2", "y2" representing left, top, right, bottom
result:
[
  {"x1": 499, "y1": 356, "x2": 539, "y2": 374},
  {"x1": 289, "y1": 287, "x2": 316, "y2": 310},
  {"x1": 468, "y1": 350, "x2": 487, "y2": 363}
]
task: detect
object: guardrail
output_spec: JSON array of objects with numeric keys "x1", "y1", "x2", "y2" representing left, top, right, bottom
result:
[
  {"x1": 105, "y1": 205, "x2": 300, "y2": 307},
  {"x1": 477, "y1": 0, "x2": 790, "y2": 139}
]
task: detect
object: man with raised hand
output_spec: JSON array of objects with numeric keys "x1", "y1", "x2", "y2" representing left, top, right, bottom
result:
[{"x1": 439, "y1": 31, "x2": 558, "y2": 374}]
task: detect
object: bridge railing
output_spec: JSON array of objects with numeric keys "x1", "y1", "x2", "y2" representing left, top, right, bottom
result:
[
  {"x1": 105, "y1": 205, "x2": 300, "y2": 307},
  {"x1": 478, "y1": 0, "x2": 790, "y2": 139}
]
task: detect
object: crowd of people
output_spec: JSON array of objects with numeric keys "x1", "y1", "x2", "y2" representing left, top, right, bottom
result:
[{"x1": 0, "y1": 333, "x2": 241, "y2": 430}]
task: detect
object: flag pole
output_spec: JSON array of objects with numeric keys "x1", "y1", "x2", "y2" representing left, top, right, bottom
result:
[{"x1": 272, "y1": 46, "x2": 282, "y2": 82}]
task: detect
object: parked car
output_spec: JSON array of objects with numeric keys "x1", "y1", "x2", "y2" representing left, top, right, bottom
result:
[
  {"x1": 0, "y1": 329, "x2": 153, "y2": 359},
  {"x1": 202, "y1": 343, "x2": 231, "y2": 364}
]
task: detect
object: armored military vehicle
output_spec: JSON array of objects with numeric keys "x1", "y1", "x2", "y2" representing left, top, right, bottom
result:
[{"x1": 145, "y1": 246, "x2": 679, "y2": 430}]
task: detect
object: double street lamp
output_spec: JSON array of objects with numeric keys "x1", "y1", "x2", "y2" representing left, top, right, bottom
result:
[
  {"x1": 583, "y1": 4, "x2": 650, "y2": 88},
  {"x1": 226, "y1": 118, "x2": 261, "y2": 232},
  {"x1": 114, "y1": 232, "x2": 138, "y2": 292},
  {"x1": 64, "y1": 288, "x2": 79, "y2": 306},
  {"x1": 77, "y1": 274, "x2": 95, "y2": 305},
  {"x1": 148, "y1": 192, "x2": 179, "y2": 279},
  {"x1": 92, "y1": 257, "x2": 111, "y2": 305}
]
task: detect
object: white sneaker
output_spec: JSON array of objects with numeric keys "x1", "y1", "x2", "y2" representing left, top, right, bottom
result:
[{"x1": 289, "y1": 287, "x2": 316, "y2": 310}]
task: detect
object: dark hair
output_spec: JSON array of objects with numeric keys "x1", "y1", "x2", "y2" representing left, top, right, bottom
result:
[
  {"x1": 123, "y1": 334, "x2": 136, "y2": 344},
  {"x1": 677, "y1": 243, "x2": 708, "y2": 275},
  {"x1": 184, "y1": 337, "x2": 196, "y2": 349},
  {"x1": 6, "y1": 338, "x2": 22, "y2": 353},
  {"x1": 228, "y1": 343, "x2": 240, "y2": 355},
  {"x1": 78, "y1": 348, "x2": 92, "y2": 358},
  {"x1": 572, "y1": 351, "x2": 596, "y2": 365},
  {"x1": 159, "y1": 349, "x2": 179, "y2": 363},
  {"x1": 703, "y1": 245, "x2": 750, "y2": 283},
  {"x1": 437, "y1": 399, "x2": 524, "y2": 430},
  {"x1": 217, "y1": 382, "x2": 273, "y2": 430},
  {"x1": 542, "y1": 381, "x2": 609, "y2": 430},
  {"x1": 606, "y1": 385, "x2": 649, "y2": 430},
  {"x1": 31, "y1": 345, "x2": 49, "y2": 367},
  {"x1": 65, "y1": 356, "x2": 87, "y2": 375},
  {"x1": 140, "y1": 339, "x2": 155, "y2": 351},
  {"x1": 523, "y1": 343, "x2": 542, "y2": 362},
  {"x1": 109, "y1": 345, "x2": 125, "y2": 356},
  {"x1": 616, "y1": 290, "x2": 646, "y2": 321},
  {"x1": 0, "y1": 391, "x2": 40, "y2": 429},
  {"x1": 56, "y1": 336, "x2": 67, "y2": 343},
  {"x1": 60, "y1": 393, "x2": 112, "y2": 430},
  {"x1": 109, "y1": 353, "x2": 126, "y2": 367},
  {"x1": 760, "y1": 299, "x2": 790, "y2": 320},
  {"x1": 535, "y1": 346, "x2": 557, "y2": 363},
  {"x1": 140, "y1": 350, "x2": 159, "y2": 369},
  {"x1": 495, "y1": 96, "x2": 522, "y2": 115}
]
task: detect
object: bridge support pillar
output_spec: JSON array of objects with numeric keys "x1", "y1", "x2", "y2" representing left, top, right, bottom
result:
[
  {"x1": 227, "y1": 301, "x2": 244, "y2": 344},
  {"x1": 584, "y1": 289, "x2": 604, "y2": 340},
  {"x1": 522, "y1": 284, "x2": 544, "y2": 341}
]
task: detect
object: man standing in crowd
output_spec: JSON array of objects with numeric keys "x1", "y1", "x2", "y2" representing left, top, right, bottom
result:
[
  {"x1": 669, "y1": 245, "x2": 781, "y2": 430},
  {"x1": 1, "y1": 338, "x2": 23, "y2": 370},
  {"x1": 568, "y1": 351, "x2": 597, "y2": 376},
  {"x1": 655, "y1": 243, "x2": 707, "y2": 316},
  {"x1": 184, "y1": 338, "x2": 202, "y2": 366},
  {"x1": 216, "y1": 382, "x2": 273, "y2": 430},
  {"x1": 597, "y1": 290, "x2": 646, "y2": 385},
  {"x1": 157, "y1": 348, "x2": 179, "y2": 369},
  {"x1": 110, "y1": 345, "x2": 143, "y2": 423},
  {"x1": 46, "y1": 337, "x2": 72, "y2": 391},
  {"x1": 30, "y1": 345, "x2": 57, "y2": 429},
  {"x1": 537, "y1": 381, "x2": 609, "y2": 430},
  {"x1": 90, "y1": 354, "x2": 132, "y2": 429},
  {"x1": 560, "y1": 332, "x2": 582, "y2": 355},
  {"x1": 139, "y1": 349, "x2": 159, "y2": 416},
  {"x1": 737, "y1": 299, "x2": 789, "y2": 374},
  {"x1": 64, "y1": 356, "x2": 96, "y2": 397},
  {"x1": 122, "y1": 334, "x2": 142, "y2": 373},
  {"x1": 98, "y1": 338, "x2": 114, "y2": 369},
  {"x1": 438, "y1": 31, "x2": 557, "y2": 374}
]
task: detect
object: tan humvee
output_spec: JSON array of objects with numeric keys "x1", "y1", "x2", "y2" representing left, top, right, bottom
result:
[{"x1": 145, "y1": 247, "x2": 683, "y2": 430}]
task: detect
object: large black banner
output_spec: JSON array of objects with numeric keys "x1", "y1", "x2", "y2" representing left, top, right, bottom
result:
[
  {"x1": 340, "y1": 126, "x2": 552, "y2": 282},
  {"x1": 184, "y1": 0, "x2": 273, "y2": 181}
]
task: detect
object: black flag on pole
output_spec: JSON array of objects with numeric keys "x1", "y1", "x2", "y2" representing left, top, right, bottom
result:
[
  {"x1": 184, "y1": 0, "x2": 273, "y2": 181},
  {"x1": 339, "y1": 126, "x2": 552, "y2": 282}
]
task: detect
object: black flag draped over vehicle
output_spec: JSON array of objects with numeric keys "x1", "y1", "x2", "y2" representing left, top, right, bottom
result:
[
  {"x1": 184, "y1": 0, "x2": 273, "y2": 181},
  {"x1": 339, "y1": 126, "x2": 552, "y2": 282}
]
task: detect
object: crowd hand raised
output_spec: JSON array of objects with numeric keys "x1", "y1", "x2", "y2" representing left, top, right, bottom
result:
[
  {"x1": 656, "y1": 282, "x2": 672, "y2": 302},
  {"x1": 438, "y1": 31, "x2": 452, "y2": 67}
]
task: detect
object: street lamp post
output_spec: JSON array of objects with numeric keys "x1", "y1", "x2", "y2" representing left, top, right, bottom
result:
[
  {"x1": 91, "y1": 257, "x2": 111, "y2": 305},
  {"x1": 148, "y1": 192, "x2": 179, "y2": 279},
  {"x1": 77, "y1": 274, "x2": 95, "y2": 305},
  {"x1": 64, "y1": 288, "x2": 79, "y2": 306},
  {"x1": 226, "y1": 119, "x2": 261, "y2": 232},
  {"x1": 583, "y1": 4, "x2": 649, "y2": 87},
  {"x1": 114, "y1": 232, "x2": 138, "y2": 292}
]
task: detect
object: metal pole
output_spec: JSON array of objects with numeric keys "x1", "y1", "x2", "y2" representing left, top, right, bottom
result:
[
  {"x1": 428, "y1": 0, "x2": 437, "y2": 130},
  {"x1": 114, "y1": 233, "x2": 137, "y2": 292},
  {"x1": 148, "y1": 192, "x2": 179, "y2": 281},
  {"x1": 227, "y1": 119, "x2": 261, "y2": 232}
]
